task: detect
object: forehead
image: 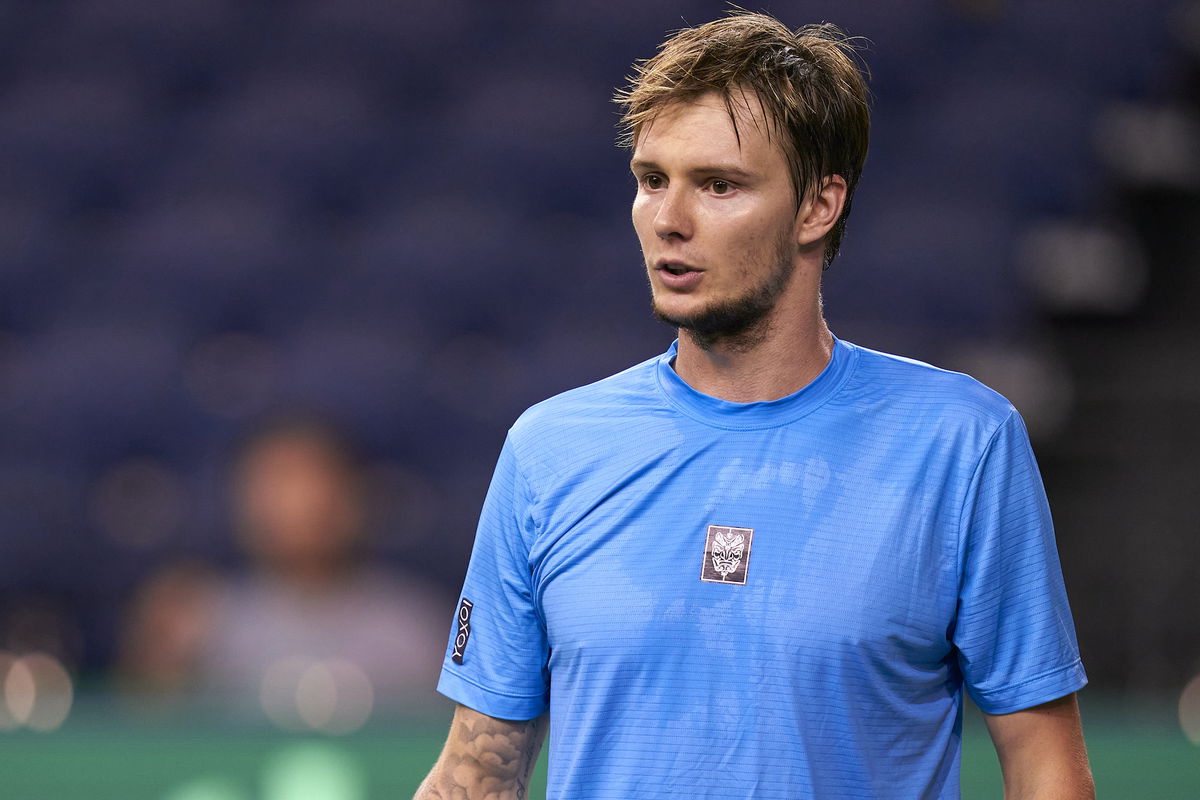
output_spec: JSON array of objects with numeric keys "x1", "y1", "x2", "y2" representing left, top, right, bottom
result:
[
  {"x1": 632, "y1": 90, "x2": 784, "y2": 168},
  {"x1": 239, "y1": 433, "x2": 348, "y2": 476}
]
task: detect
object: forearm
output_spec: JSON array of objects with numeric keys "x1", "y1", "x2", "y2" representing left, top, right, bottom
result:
[
  {"x1": 1001, "y1": 769, "x2": 1094, "y2": 799},
  {"x1": 998, "y1": 738, "x2": 1094, "y2": 800},
  {"x1": 998, "y1": 744, "x2": 1094, "y2": 800},
  {"x1": 414, "y1": 705, "x2": 548, "y2": 800},
  {"x1": 985, "y1": 694, "x2": 1094, "y2": 800}
]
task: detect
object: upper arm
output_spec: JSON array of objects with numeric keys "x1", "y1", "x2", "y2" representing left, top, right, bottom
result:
[
  {"x1": 955, "y1": 411, "x2": 1087, "y2": 712},
  {"x1": 982, "y1": 693, "x2": 1094, "y2": 799},
  {"x1": 415, "y1": 704, "x2": 548, "y2": 800},
  {"x1": 437, "y1": 438, "x2": 551, "y2": 721}
]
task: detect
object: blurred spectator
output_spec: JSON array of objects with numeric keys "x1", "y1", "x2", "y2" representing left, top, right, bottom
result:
[{"x1": 117, "y1": 415, "x2": 449, "y2": 719}]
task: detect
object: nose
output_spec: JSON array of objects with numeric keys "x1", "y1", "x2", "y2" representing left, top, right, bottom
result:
[{"x1": 652, "y1": 185, "x2": 693, "y2": 240}]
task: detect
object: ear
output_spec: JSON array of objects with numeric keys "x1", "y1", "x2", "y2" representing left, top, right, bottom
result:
[{"x1": 795, "y1": 175, "x2": 848, "y2": 248}]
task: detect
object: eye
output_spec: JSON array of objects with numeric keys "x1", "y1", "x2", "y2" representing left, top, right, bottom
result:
[
  {"x1": 710, "y1": 180, "x2": 731, "y2": 195},
  {"x1": 642, "y1": 174, "x2": 664, "y2": 190}
]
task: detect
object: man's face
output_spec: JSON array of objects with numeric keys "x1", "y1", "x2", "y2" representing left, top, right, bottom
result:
[
  {"x1": 235, "y1": 435, "x2": 362, "y2": 570},
  {"x1": 631, "y1": 91, "x2": 803, "y2": 345}
]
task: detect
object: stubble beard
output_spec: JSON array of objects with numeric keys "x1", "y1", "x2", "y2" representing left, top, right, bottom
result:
[{"x1": 650, "y1": 233, "x2": 797, "y2": 353}]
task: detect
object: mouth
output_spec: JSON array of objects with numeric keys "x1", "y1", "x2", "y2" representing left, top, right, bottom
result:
[
  {"x1": 656, "y1": 261, "x2": 701, "y2": 276},
  {"x1": 653, "y1": 260, "x2": 705, "y2": 291}
]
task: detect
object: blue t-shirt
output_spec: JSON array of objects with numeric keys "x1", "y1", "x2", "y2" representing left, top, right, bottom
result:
[{"x1": 438, "y1": 338, "x2": 1086, "y2": 799}]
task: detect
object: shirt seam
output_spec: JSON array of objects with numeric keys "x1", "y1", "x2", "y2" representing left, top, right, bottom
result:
[
  {"x1": 442, "y1": 666, "x2": 547, "y2": 701},
  {"x1": 505, "y1": 438, "x2": 550, "y2": 634},
  {"x1": 953, "y1": 407, "x2": 1018, "y2": 597},
  {"x1": 972, "y1": 657, "x2": 1084, "y2": 700}
]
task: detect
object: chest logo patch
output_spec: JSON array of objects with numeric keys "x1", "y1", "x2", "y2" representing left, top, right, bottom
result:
[{"x1": 700, "y1": 525, "x2": 754, "y2": 585}]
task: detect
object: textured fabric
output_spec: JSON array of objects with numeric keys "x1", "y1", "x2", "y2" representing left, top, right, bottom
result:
[{"x1": 437, "y1": 338, "x2": 1086, "y2": 799}]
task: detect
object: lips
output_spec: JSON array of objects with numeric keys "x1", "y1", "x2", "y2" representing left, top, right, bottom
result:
[
  {"x1": 654, "y1": 260, "x2": 704, "y2": 290},
  {"x1": 656, "y1": 260, "x2": 701, "y2": 275}
]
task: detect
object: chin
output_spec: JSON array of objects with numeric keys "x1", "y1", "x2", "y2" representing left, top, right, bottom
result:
[{"x1": 651, "y1": 291, "x2": 705, "y2": 322}]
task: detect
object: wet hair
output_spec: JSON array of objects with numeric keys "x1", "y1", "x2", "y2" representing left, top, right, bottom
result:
[{"x1": 616, "y1": 11, "x2": 871, "y2": 268}]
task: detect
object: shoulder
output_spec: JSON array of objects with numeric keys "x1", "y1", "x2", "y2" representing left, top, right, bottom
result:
[
  {"x1": 841, "y1": 340, "x2": 1017, "y2": 422},
  {"x1": 508, "y1": 350, "x2": 666, "y2": 442},
  {"x1": 835, "y1": 341, "x2": 1024, "y2": 458},
  {"x1": 492, "y1": 350, "x2": 671, "y2": 486}
]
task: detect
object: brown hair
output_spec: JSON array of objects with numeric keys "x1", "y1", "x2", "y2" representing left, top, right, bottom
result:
[{"x1": 615, "y1": 12, "x2": 870, "y2": 268}]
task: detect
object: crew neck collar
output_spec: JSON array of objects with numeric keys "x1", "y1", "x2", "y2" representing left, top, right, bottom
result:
[{"x1": 655, "y1": 337, "x2": 856, "y2": 430}]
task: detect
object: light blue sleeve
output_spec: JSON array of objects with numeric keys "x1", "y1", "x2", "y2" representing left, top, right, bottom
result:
[
  {"x1": 436, "y1": 436, "x2": 550, "y2": 720},
  {"x1": 953, "y1": 410, "x2": 1087, "y2": 715}
]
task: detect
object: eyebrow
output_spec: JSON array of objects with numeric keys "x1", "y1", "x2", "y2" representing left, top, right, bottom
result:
[{"x1": 629, "y1": 159, "x2": 758, "y2": 182}]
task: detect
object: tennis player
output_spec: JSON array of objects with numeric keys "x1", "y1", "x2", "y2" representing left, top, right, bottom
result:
[{"x1": 416, "y1": 11, "x2": 1093, "y2": 799}]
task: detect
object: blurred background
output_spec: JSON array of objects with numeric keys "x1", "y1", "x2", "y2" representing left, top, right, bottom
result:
[{"x1": 0, "y1": 0, "x2": 1198, "y2": 797}]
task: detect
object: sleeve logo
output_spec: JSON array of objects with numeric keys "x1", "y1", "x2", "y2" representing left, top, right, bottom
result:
[
  {"x1": 451, "y1": 597, "x2": 474, "y2": 664},
  {"x1": 700, "y1": 525, "x2": 754, "y2": 585}
]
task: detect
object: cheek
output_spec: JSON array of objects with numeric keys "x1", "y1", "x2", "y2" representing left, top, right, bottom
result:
[
  {"x1": 709, "y1": 214, "x2": 759, "y2": 252},
  {"x1": 731, "y1": 210, "x2": 790, "y2": 250},
  {"x1": 630, "y1": 195, "x2": 653, "y2": 236}
]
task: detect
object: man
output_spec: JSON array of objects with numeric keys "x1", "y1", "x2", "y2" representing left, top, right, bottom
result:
[
  {"x1": 417, "y1": 12, "x2": 1092, "y2": 799},
  {"x1": 120, "y1": 416, "x2": 446, "y2": 714}
]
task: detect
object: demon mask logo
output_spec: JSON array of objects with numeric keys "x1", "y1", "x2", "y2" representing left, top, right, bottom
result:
[{"x1": 700, "y1": 525, "x2": 754, "y2": 585}]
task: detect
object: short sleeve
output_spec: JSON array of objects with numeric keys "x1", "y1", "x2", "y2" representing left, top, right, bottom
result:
[
  {"x1": 953, "y1": 410, "x2": 1087, "y2": 714},
  {"x1": 436, "y1": 436, "x2": 550, "y2": 720}
]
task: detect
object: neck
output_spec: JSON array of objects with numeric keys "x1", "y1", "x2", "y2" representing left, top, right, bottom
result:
[{"x1": 673, "y1": 299, "x2": 834, "y2": 403}]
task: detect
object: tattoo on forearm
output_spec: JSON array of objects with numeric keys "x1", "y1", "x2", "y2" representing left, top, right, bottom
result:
[
  {"x1": 416, "y1": 708, "x2": 548, "y2": 800},
  {"x1": 513, "y1": 714, "x2": 545, "y2": 800}
]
